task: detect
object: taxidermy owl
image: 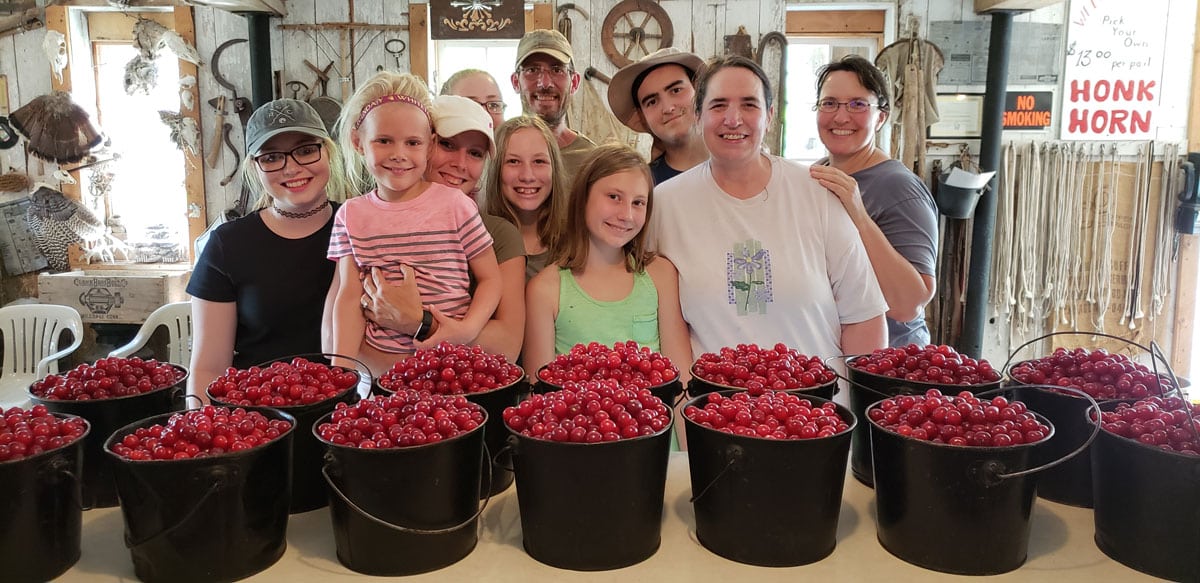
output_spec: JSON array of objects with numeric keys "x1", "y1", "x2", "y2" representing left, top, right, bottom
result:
[{"x1": 27, "y1": 185, "x2": 106, "y2": 272}]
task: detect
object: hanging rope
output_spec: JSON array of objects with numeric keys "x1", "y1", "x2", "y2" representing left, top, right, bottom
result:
[{"x1": 1150, "y1": 144, "x2": 1180, "y2": 319}]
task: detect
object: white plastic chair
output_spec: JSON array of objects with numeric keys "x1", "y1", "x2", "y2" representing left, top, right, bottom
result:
[
  {"x1": 109, "y1": 301, "x2": 192, "y2": 366},
  {"x1": 0, "y1": 303, "x2": 84, "y2": 409}
]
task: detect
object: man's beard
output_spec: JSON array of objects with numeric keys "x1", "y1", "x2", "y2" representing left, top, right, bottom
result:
[{"x1": 522, "y1": 89, "x2": 570, "y2": 127}]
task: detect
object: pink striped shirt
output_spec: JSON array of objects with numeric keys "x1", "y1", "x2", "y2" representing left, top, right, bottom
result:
[{"x1": 328, "y1": 184, "x2": 493, "y2": 353}]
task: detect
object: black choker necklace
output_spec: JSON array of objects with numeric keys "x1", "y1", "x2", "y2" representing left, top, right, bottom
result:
[{"x1": 273, "y1": 199, "x2": 329, "y2": 219}]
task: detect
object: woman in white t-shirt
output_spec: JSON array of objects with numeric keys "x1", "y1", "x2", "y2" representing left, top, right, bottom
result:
[{"x1": 649, "y1": 55, "x2": 888, "y2": 361}]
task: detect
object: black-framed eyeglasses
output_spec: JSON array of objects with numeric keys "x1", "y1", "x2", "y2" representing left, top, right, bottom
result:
[
  {"x1": 814, "y1": 98, "x2": 876, "y2": 114},
  {"x1": 480, "y1": 100, "x2": 506, "y2": 114},
  {"x1": 518, "y1": 64, "x2": 570, "y2": 79},
  {"x1": 253, "y1": 142, "x2": 323, "y2": 172}
]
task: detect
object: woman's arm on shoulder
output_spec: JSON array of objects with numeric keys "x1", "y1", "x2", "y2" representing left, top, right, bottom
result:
[
  {"x1": 473, "y1": 255, "x2": 527, "y2": 362},
  {"x1": 523, "y1": 265, "x2": 560, "y2": 381},
  {"x1": 646, "y1": 256, "x2": 692, "y2": 384},
  {"x1": 188, "y1": 299, "x2": 237, "y2": 401}
]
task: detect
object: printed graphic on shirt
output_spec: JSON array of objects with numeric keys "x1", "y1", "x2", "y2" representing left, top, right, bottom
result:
[{"x1": 726, "y1": 239, "x2": 773, "y2": 315}]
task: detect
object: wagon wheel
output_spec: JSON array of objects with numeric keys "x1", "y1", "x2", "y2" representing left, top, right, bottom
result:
[{"x1": 601, "y1": 0, "x2": 674, "y2": 68}]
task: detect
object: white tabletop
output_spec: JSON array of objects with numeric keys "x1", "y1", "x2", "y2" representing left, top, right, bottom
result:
[{"x1": 59, "y1": 452, "x2": 1164, "y2": 582}]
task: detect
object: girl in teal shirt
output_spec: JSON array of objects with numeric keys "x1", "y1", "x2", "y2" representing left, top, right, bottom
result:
[{"x1": 523, "y1": 144, "x2": 692, "y2": 383}]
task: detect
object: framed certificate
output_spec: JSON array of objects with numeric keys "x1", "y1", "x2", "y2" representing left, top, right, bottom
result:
[{"x1": 928, "y1": 93, "x2": 985, "y2": 139}]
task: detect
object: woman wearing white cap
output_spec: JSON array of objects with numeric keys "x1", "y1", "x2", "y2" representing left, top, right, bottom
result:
[
  {"x1": 188, "y1": 98, "x2": 353, "y2": 398},
  {"x1": 359, "y1": 95, "x2": 527, "y2": 361}
]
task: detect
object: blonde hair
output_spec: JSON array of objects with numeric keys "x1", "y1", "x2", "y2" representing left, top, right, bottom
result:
[
  {"x1": 550, "y1": 143, "x2": 655, "y2": 272},
  {"x1": 241, "y1": 134, "x2": 354, "y2": 211},
  {"x1": 479, "y1": 115, "x2": 569, "y2": 251},
  {"x1": 336, "y1": 71, "x2": 434, "y2": 194}
]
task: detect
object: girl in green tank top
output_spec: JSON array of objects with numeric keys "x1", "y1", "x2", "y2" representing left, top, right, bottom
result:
[{"x1": 523, "y1": 144, "x2": 692, "y2": 385}]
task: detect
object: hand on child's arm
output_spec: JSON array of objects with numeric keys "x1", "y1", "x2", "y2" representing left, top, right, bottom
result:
[
  {"x1": 362, "y1": 265, "x2": 421, "y2": 336},
  {"x1": 413, "y1": 307, "x2": 475, "y2": 348}
]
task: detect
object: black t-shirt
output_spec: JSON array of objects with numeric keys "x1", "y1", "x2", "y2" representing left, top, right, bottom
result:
[
  {"x1": 649, "y1": 155, "x2": 684, "y2": 185},
  {"x1": 186, "y1": 205, "x2": 338, "y2": 368}
]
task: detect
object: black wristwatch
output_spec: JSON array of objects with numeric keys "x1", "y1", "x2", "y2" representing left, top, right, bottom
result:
[{"x1": 414, "y1": 309, "x2": 434, "y2": 341}]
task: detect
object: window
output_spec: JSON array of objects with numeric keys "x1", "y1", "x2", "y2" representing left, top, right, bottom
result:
[{"x1": 433, "y1": 40, "x2": 520, "y2": 123}]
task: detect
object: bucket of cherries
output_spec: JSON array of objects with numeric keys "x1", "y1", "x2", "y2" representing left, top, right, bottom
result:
[
  {"x1": 104, "y1": 405, "x2": 295, "y2": 583},
  {"x1": 375, "y1": 342, "x2": 526, "y2": 497},
  {"x1": 688, "y1": 342, "x2": 838, "y2": 400},
  {"x1": 1004, "y1": 332, "x2": 1180, "y2": 508},
  {"x1": 844, "y1": 344, "x2": 1003, "y2": 486},
  {"x1": 205, "y1": 353, "x2": 365, "y2": 513},
  {"x1": 502, "y1": 378, "x2": 673, "y2": 570},
  {"x1": 0, "y1": 405, "x2": 90, "y2": 583},
  {"x1": 28, "y1": 356, "x2": 187, "y2": 508}
]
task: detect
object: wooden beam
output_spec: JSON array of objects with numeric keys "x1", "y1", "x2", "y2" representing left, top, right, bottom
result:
[
  {"x1": 175, "y1": 5, "x2": 205, "y2": 262},
  {"x1": 786, "y1": 10, "x2": 885, "y2": 35},
  {"x1": 530, "y1": 3, "x2": 553, "y2": 32},
  {"x1": 44, "y1": 5, "x2": 85, "y2": 204},
  {"x1": 974, "y1": 0, "x2": 1064, "y2": 13},
  {"x1": 409, "y1": 3, "x2": 428, "y2": 82},
  {"x1": 1171, "y1": 6, "x2": 1200, "y2": 378}
]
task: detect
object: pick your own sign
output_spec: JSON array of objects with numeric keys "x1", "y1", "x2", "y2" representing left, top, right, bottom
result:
[{"x1": 1060, "y1": 0, "x2": 1169, "y2": 140}]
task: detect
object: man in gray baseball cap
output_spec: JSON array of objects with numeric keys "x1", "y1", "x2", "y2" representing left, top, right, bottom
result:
[
  {"x1": 512, "y1": 28, "x2": 596, "y2": 175},
  {"x1": 608, "y1": 47, "x2": 708, "y2": 184}
]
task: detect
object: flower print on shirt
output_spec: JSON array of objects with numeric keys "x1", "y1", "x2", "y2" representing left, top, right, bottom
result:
[{"x1": 726, "y1": 239, "x2": 773, "y2": 315}]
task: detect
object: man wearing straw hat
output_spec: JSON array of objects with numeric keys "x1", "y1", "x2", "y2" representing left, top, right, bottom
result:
[{"x1": 608, "y1": 47, "x2": 708, "y2": 184}]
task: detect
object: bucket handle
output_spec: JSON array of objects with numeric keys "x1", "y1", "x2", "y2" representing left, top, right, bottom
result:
[
  {"x1": 321, "y1": 442, "x2": 493, "y2": 536},
  {"x1": 124, "y1": 466, "x2": 231, "y2": 548},
  {"x1": 971, "y1": 385, "x2": 1102, "y2": 484},
  {"x1": 491, "y1": 437, "x2": 516, "y2": 473},
  {"x1": 687, "y1": 444, "x2": 745, "y2": 504},
  {"x1": 41, "y1": 455, "x2": 88, "y2": 511},
  {"x1": 1000, "y1": 330, "x2": 1165, "y2": 385}
]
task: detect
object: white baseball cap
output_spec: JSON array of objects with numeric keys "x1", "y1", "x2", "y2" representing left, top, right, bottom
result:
[{"x1": 430, "y1": 95, "x2": 495, "y2": 155}]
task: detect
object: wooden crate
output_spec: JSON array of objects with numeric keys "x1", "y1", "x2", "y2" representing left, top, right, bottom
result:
[{"x1": 38, "y1": 270, "x2": 191, "y2": 324}]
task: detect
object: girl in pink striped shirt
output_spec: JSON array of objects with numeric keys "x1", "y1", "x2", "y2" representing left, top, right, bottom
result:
[{"x1": 328, "y1": 72, "x2": 501, "y2": 375}]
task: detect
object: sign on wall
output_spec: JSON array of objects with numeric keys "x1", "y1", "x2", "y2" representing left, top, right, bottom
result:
[
  {"x1": 1004, "y1": 91, "x2": 1053, "y2": 130},
  {"x1": 432, "y1": 0, "x2": 524, "y2": 40},
  {"x1": 1060, "y1": 0, "x2": 1169, "y2": 140}
]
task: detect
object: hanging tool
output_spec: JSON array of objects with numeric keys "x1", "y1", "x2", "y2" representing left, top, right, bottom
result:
[
  {"x1": 757, "y1": 31, "x2": 788, "y2": 156},
  {"x1": 205, "y1": 95, "x2": 227, "y2": 169},
  {"x1": 219, "y1": 123, "x2": 239, "y2": 187},
  {"x1": 556, "y1": 4, "x2": 589, "y2": 45},
  {"x1": 1174, "y1": 152, "x2": 1200, "y2": 259},
  {"x1": 210, "y1": 38, "x2": 253, "y2": 127},
  {"x1": 378, "y1": 38, "x2": 406, "y2": 72},
  {"x1": 303, "y1": 59, "x2": 333, "y2": 101},
  {"x1": 286, "y1": 80, "x2": 308, "y2": 100}
]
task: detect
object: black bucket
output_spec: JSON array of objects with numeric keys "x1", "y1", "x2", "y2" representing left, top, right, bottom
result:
[
  {"x1": 506, "y1": 410, "x2": 672, "y2": 570},
  {"x1": 1091, "y1": 403, "x2": 1200, "y2": 582},
  {"x1": 207, "y1": 353, "x2": 365, "y2": 513},
  {"x1": 685, "y1": 364, "x2": 838, "y2": 401},
  {"x1": 683, "y1": 391, "x2": 853, "y2": 566},
  {"x1": 318, "y1": 408, "x2": 487, "y2": 576},
  {"x1": 103, "y1": 408, "x2": 294, "y2": 583},
  {"x1": 535, "y1": 363, "x2": 684, "y2": 407},
  {"x1": 846, "y1": 363, "x2": 1001, "y2": 486},
  {"x1": 868, "y1": 393, "x2": 1094, "y2": 575},
  {"x1": 30, "y1": 366, "x2": 186, "y2": 508},
  {"x1": 375, "y1": 376, "x2": 525, "y2": 498},
  {"x1": 0, "y1": 413, "x2": 88, "y2": 583}
]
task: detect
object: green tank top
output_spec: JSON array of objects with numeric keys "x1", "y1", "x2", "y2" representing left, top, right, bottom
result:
[{"x1": 554, "y1": 267, "x2": 660, "y2": 354}]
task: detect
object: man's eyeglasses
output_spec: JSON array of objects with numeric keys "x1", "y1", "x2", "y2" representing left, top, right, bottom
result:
[
  {"x1": 518, "y1": 64, "x2": 571, "y2": 79},
  {"x1": 253, "y1": 143, "x2": 323, "y2": 172},
  {"x1": 813, "y1": 98, "x2": 876, "y2": 114}
]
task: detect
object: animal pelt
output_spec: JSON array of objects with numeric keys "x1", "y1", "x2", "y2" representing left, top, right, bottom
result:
[{"x1": 9, "y1": 92, "x2": 104, "y2": 165}]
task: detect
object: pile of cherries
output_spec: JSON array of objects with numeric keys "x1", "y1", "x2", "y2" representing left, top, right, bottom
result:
[
  {"x1": 692, "y1": 343, "x2": 835, "y2": 394},
  {"x1": 31, "y1": 357, "x2": 185, "y2": 401},
  {"x1": 503, "y1": 379, "x2": 671, "y2": 442},
  {"x1": 110, "y1": 406, "x2": 292, "y2": 461},
  {"x1": 538, "y1": 341, "x2": 679, "y2": 390},
  {"x1": 1009, "y1": 347, "x2": 1176, "y2": 400},
  {"x1": 850, "y1": 344, "x2": 1001, "y2": 385},
  {"x1": 868, "y1": 389, "x2": 1051, "y2": 447},
  {"x1": 206, "y1": 357, "x2": 359, "y2": 407},
  {"x1": 0, "y1": 405, "x2": 88, "y2": 462},
  {"x1": 378, "y1": 342, "x2": 523, "y2": 395},
  {"x1": 316, "y1": 390, "x2": 485, "y2": 449},
  {"x1": 684, "y1": 391, "x2": 849, "y2": 440},
  {"x1": 1097, "y1": 395, "x2": 1200, "y2": 455}
]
